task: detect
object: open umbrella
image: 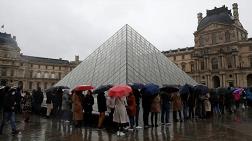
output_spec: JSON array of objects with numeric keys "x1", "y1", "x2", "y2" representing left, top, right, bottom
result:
[
  {"x1": 194, "y1": 84, "x2": 208, "y2": 95},
  {"x1": 45, "y1": 86, "x2": 69, "y2": 93},
  {"x1": 108, "y1": 85, "x2": 132, "y2": 97},
  {"x1": 142, "y1": 83, "x2": 160, "y2": 96},
  {"x1": 73, "y1": 85, "x2": 95, "y2": 91},
  {"x1": 93, "y1": 84, "x2": 113, "y2": 94},
  {"x1": 128, "y1": 83, "x2": 144, "y2": 90},
  {"x1": 160, "y1": 85, "x2": 179, "y2": 93}
]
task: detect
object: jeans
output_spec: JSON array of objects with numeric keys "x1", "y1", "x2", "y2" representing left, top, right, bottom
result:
[
  {"x1": 135, "y1": 105, "x2": 140, "y2": 126},
  {"x1": 0, "y1": 112, "x2": 17, "y2": 132},
  {"x1": 129, "y1": 116, "x2": 135, "y2": 128},
  {"x1": 161, "y1": 105, "x2": 170, "y2": 123}
]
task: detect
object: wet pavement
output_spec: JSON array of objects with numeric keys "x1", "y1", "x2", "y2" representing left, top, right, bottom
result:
[{"x1": 1, "y1": 110, "x2": 252, "y2": 141}]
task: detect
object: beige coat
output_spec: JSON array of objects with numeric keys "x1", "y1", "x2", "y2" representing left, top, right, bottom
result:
[
  {"x1": 72, "y1": 93, "x2": 83, "y2": 121},
  {"x1": 151, "y1": 95, "x2": 161, "y2": 112},
  {"x1": 171, "y1": 92, "x2": 182, "y2": 111},
  {"x1": 113, "y1": 97, "x2": 129, "y2": 124}
]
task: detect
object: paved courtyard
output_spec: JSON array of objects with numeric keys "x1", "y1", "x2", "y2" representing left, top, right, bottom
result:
[{"x1": 1, "y1": 110, "x2": 252, "y2": 141}]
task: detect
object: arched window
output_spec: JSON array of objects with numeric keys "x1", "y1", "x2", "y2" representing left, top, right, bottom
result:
[
  {"x1": 225, "y1": 31, "x2": 230, "y2": 42},
  {"x1": 212, "y1": 58, "x2": 218, "y2": 70},
  {"x1": 51, "y1": 73, "x2": 55, "y2": 79}
]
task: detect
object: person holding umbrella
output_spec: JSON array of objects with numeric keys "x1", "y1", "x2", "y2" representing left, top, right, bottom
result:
[
  {"x1": 83, "y1": 90, "x2": 94, "y2": 126},
  {"x1": 171, "y1": 91, "x2": 183, "y2": 122},
  {"x1": 97, "y1": 92, "x2": 107, "y2": 129},
  {"x1": 150, "y1": 93, "x2": 161, "y2": 127},
  {"x1": 108, "y1": 85, "x2": 131, "y2": 136},
  {"x1": 72, "y1": 90, "x2": 84, "y2": 128},
  {"x1": 61, "y1": 89, "x2": 72, "y2": 122},
  {"x1": 126, "y1": 92, "x2": 136, "y2": 130}
]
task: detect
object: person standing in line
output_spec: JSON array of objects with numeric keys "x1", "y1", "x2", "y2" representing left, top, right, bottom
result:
[
  {"x1": 0, "y1": 87, "x2": 19, "y2": 135},
  {"x1": 72, "y1": 91, "x2": 84, "y2": 128},
  {"x1": 160, "y1": 91, "x2": 171, "y2": 125},
  {"x1": 83, "y1": 90, "x2": 94, "y2": 126},
  {"x1": 133, "y1": 88, "x2": 142, "y2": 129},
  {"x1": 150, "y1": 93, "x2": 161, "y2": 127},
  {"x1": 204, "y1": 93, "x2": 211, "y2": 119},
  {"x1": 46, "y1": 91, "x2": 53, "y2": 118},
  {"x1": 113, "y1": 96, "x2": 129, "y2": 136},
  {"x1": 61, "y1": 89, "x2": 72, "y2": 122},
  {"x1": 32, "y1": 87, "x2": 43, "y2": 115},
  {"x1": 126, "y1": 92, "x2": 136, "y2": 130},
  {"x1": 97, "y1": 92, "x2": 107, "y2": 129},
  {"x1": 107, "y1": 96, "x2": 115, "y2": 130},
  {"x1": 22, "y1": 91, "x2": 32, "y2": 122},
  {"x1": 171, "y1": 92, "x2": 183, "y2": 122}
]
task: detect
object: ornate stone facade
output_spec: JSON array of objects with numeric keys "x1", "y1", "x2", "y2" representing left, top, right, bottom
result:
[
  {"x1": 163, "y1": 3, "x2": 252, "y2": 88},
  {"x1": 0, "y1": 32, "x2": 80, "y2": 91}
]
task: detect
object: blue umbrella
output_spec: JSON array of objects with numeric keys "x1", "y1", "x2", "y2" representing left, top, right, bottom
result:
[
  {"x1": 93, "y1": 84, "x2": 113, "y2": 94},
  {"x1": 142, "y1": 83, "x2": 160, "y2": 96},
  {"x1": 180, "y1": 84, "x2": 193, "y2": 95}
]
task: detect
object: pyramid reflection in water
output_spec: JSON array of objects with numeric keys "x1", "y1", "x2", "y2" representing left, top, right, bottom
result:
[{"x1": 56, "y1": 25, "x2": 197, "y2": 89}]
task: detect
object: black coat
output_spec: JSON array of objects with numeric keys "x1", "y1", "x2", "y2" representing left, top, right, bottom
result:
[
  {"x1": 33, "y1": 90, "x2": 44, "y2": 104},
  {"x1": 84, "y1": 94, "x2": 94, "y2": 112},
  {"x1": 97, "y1": 93, "x2": 107, "y2": 112},
  {"x1": 3, "y1": 89, "x2": 17, "y2": 112},
  {"x1": 46, "y1": 92, "x2": 53, "y2": 104}
]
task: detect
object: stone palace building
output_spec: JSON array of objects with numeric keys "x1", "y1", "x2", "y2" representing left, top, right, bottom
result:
[
  {"x1": 0, "y1": 32, "x2": 80, "y2": 91},
  {"x1": 163, "y1": 3, "x2": 252, "y2": 88}
]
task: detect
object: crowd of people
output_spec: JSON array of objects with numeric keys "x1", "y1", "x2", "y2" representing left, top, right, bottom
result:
[{"x1": 0, "y1": 84, "x2": 250, "y2": 136}]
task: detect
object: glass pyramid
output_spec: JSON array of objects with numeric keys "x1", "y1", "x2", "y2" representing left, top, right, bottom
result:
[{"x1": 56, "y1": 25, "x2": 197, "y2": 89}]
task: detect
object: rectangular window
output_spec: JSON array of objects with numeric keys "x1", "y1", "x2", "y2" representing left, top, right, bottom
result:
[
  {"x1": 250, "y1": 58, "x2": 252, "y2": 67},
  {"x1": 1, "y1": 68, "x2": 7, "y2": 76},
  {"x1": 44, "y1": 82, "x2": 47, "y2": 90},
  {"x1": 173, "y1": 56, "x2": 176, "y2": 61},
  {"x1": 58, "y1": 72, "x2": 62, "y2": 79},
  {"x1": 29, "y1": 82, "x2": 32, "y2": 89},
  {"x1": 182, "y1": 55, "x2": 185, "y2": 60},
  {"x1": 201, "y1": 62, "x2": 204, "y2": 70}
]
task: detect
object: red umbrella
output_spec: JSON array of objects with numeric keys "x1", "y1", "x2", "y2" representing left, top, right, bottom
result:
[
  {"x1": 73, "y1": 85, "x2": 95, "y2": 91},
  {"x1": 108, "y1": 85, "x2": 132, "y2": 97}
]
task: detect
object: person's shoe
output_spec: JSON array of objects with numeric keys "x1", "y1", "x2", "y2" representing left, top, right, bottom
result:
[
  {"x1": 135, "y1": 126, "x2": 142, "y2": 129},
  {"x1": 65, "y1": 120, "x2": 70, "y2": 123},
  {"x1": 116, "y1": 131, "x2": 120, "y2": 136},
  {"x1": 166, "y1": 122, "x2": 172, "y2": 126},
  {"x1": 124, "y1": 126, "x2": 130, "y2": 130},
  {"x1": 119, "y1": 132, "x2": 125, "y2": 136},
  {"x1": 12, "y1": 130, "x2": 20, "y2": 135},
  {"x1": 128, "y1": 128, "x2": 134, "y2": 131},
  {"x1": 161, "y1": 122, "x2": 165, "y2": 125}
]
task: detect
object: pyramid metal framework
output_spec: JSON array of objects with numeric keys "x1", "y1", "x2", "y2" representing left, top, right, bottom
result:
[{"x1": 56, "y1": 25, "x2": 197, "y2": 89}]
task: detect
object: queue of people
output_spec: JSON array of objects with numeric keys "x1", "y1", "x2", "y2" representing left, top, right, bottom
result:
[{"x1": 0, "y1": 84, "x2": 250, "y2": 136}]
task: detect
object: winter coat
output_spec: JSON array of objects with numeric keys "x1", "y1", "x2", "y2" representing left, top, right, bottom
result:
[
  {"x1": 151, "y1": 95, "x2": 161, "y2": 113},
  {"x1": 133, "y1": 89, "x2": 141, "y2": 106},
  {"x1": 84, "y1": 94, "x2": 94, "y2": 112},
  {"x1": 160, "y1": 91, "x2": 171, "y2": 109},
  {"x1": 72, "y1": 93, "x2": 83, "y2": 120},
  {"x1": 62, "y1": 90, "x2": 71, "y2": 111},
  {"x1": 113, "y1": 97, "x2": 129, "y2": 123},
  {"x1": 46, "y1": 92, "x2": 53, "y2": 104},
  {"x1": 3, "y1": 89, "x2": 17, "y2": 112},
  {"x1": 97, "y1": 93, "x2": 107, "y2": 112},
  {"x1": 33, "y1": 90, "x2": 44, "y2": 105},
  {"x1": 22, "y1": 94, "x2": 32, "y2": 113},
  {"x1": 127, "y1": 94, "x2": 136, "y2": 116},
  {"x1": 171, "y1": 92, "x2": 182, "y2": 111}
]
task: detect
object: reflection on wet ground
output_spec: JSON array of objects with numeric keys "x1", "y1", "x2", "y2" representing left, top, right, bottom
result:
[{"x1": 1, "y1": 110, "x2": 252, "y2": 141}]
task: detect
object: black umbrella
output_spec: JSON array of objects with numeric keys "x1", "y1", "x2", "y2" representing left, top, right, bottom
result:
[
  {"x1": 93, "y1": 84, "x2": 113, "y2": 94},
  {"x1": 194, "y1": 84, "x2": 208, "y2": 95},
  {"x1": 45, "y1": 86, "x2": 69, "y2": 93},
  {"x1": 160, "y1": 85, "x2": 179, "y2": 93}
]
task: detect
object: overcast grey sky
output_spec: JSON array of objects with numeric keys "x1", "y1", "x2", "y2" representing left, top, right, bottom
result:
[{"x1": 0, "y1": 0, "x2": 251, "y2": 61}]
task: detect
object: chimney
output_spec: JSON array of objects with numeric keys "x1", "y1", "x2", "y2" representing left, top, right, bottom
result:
[
  {"x1": 197, "y1": 12, "x2": 203, "y2": 24},
  {"x1": 13, "y1": 36, "x2": 16, "y2": 40},
  {"x1": 75, "y1": 55, "x2": 79, "y2": 62},
  {"x1": 232, "y1": 3, "x2": 239, "y2": 20}
]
